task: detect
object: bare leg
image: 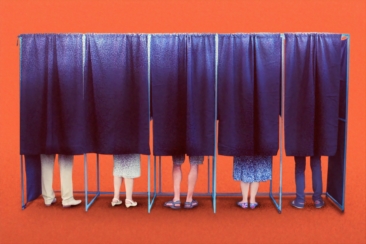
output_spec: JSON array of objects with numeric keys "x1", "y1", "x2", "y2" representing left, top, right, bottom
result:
[
  {"x1": 173, "y1": 164, "x2": 182, "y2": 202},
  {"x1": 186, "y1": 164, "x2": 199, "y2": 202},
  {"x1": 113, "y1": 176, "x2": 122, "y2": 200},
  {"x1": 124, "y1": 178, "x2": 134, "y2": 201},
  {"x1": 249, "y1": 182, "x2": 260, "y2": 203},
  {"x1": 240, "y1": 181, "x2": 250, "y2": 203}
]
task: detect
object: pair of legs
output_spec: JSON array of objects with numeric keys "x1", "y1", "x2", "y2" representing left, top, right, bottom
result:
[
  {"x1": 165, "y1": 155, "x2": 203, "y2": 209},
  {"x1": 239, "y1": 182, "x2": 259, "y2": 204},
  {"x1": 40, "y1": 154, "x2": 81, "y2": 207},
  {"x1": 293, "y1": 155, "x2": 324, "y2": 208},
  {"x1": 234, "y1": 156, "x2": 272, "y2": 209},
  {"x1": 112, "y1": 154, "x2": 140, "y2": 207}
]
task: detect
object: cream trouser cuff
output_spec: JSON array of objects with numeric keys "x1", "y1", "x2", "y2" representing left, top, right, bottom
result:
[{"x1": 41, "y1": 154, "x2": 75, "y2": 205}]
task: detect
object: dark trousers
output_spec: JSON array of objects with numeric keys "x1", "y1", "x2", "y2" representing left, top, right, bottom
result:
[{"x1": 294, "y1": 156, "x2": 323, "y2": 202}]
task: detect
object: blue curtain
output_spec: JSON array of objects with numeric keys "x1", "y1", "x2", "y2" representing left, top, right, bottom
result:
[
  {"x1": 20, "y1": 34, "x2": 85, "y2": 201},
  {"x1": 84, "y1": 34, "x2": 150, "y2": 155},
  {"x1": 151, "y1": 34, "x2": 187, "y2": 155},
  {"x1": 327, "y1": 38, "x2": 348, "y2": 207},
  {"x1": 20, "y1": 34, "x2": 85, "y2": 155},
  {"x1": 218, "y1": 34, "x2": 281, "y2": 156},
  {"x1": 151, "y1": 34, "x2": 215, "y2": 156},
  {"x1": 19, "y1": 33, "x2": 347, "y2": 203},
  {"x1": 24, "y1": 155, "x2": 42, "y2": 202},
  {"x1": 285, "y1": 33, "x2": 342, "y2": 156}
]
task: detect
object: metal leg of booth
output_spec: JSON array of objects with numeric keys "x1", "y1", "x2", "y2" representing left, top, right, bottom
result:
[
  {"x1": 20, "y1": 155, "x2": 27, "y2": 210},
  {"x1": 84, "y1": 154, "x2": 100, "y2": 211},
  {"x1": 148, "y1": 155, "x2": 157, "y2": 213}
]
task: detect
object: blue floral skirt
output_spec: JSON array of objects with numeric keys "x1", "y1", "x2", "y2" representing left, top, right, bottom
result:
[{"x1": 233, "y1": 156, "x2": 272, "y2": 183}]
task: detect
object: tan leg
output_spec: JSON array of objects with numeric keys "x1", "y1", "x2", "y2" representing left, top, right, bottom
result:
[
  {"x1": 173, "y1": 164, "x2": 182, "y2": 202},
  {"x1": 124, "y1": 178, "x2": 134, "y2": 201},
  {"x1": 249, "y1": 182, "x2": 260, "y2": 203},
  {"x1": 41, "y1": 154, "x2": 56, "y2": 205},
  {"x1": 240, "y1": 181, "x2": 250, "y2": 203},
  {"x1": 186, "y1": 164, "x2": 198, "y2": 203},
  {"x1": 113, "y1": 176, "x2": 123, "y2": 200}
]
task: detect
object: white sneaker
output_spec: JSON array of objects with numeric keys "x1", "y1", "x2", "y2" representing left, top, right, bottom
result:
[
  {"x1": 62, "y1": 199, "x2": 82, "y2": 208},
  {"x1": 45, "y1": 198, "x2": 57, "y2": 207}
]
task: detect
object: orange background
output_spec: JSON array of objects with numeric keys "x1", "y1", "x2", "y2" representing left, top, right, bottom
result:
[{"x1": 0, "y1": 0, "x2": 365, "y2": 243}]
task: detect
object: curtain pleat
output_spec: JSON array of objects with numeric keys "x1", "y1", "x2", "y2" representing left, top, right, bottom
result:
[
  {"x1": 151, "y1": 34, "x2": 215, "y2": 156},
  {"x1": 84, "y1": 34, "x2": 150, "y2": 154},
  {"x1": 186, "y1": 34, "x2": 215, "y2": 156},
  {"x1": 285, "y1": 33, "x2": 342, "y2": 156},
  {"x1": 20, "y1": 34, "x2": 85, "y2": 155},
  {"x1": 218, "y1": 34, "x2": 281, "y2": 156}
]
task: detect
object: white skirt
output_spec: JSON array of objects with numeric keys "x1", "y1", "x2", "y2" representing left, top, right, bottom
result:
[{"x1": 113, "y1": 154, "x2": 141, "y2": 178}]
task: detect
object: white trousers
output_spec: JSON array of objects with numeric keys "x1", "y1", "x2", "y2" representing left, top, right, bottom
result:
[{"x1": 41, "y1": 154, "x2": 74, "y2": 205}]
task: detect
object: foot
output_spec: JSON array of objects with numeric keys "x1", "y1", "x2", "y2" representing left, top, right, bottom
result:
[
  {"x1": 237, "y1": 201, "x2": 248, "y2": 209},
  {"x1": 164, "y1": 200, "x2": 181, "y2": 209},
  {"x1": 184, "y1": 200, "x2": 198, "y2": 209},
  {"x1": 125, "y1": 199, "x2": 137, "y2": 208},
  {"x1": 45, "y1": 198, "x2": 56, "y2": 207},
  {"x1": 111, "y1": 198, "x2": 122, "y2": 207},
  {"x1": 250, "y1": 202, "x2": 259, "y2": 209},
  {"x1": 62, "y1": 199, "x2": 82, "y2": 208},
  {"x1": 291, "y1": 199, "x2": 305, "y2": 209},
  {"x1": 314, "y1": 199, "x2": 325, "y2": 209}
]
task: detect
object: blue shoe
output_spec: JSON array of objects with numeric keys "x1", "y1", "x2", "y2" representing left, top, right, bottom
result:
[
  {"x1": 291, "y1": 199, "x2": 305, "y2": 209},
  {"x1": 314, "y1": 199, "x2": 325, "y2": 209}
]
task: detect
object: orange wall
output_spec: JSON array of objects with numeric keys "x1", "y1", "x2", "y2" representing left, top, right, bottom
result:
[{"x1": 0, "y1": 0, "x2": 365, "y2": 242}]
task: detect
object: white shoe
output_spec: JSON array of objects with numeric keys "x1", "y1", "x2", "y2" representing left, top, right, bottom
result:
[
  {"x1": 45, "y1": 198, "x2": 57, "y2": 207},
  {"x1": 125, "y1": 199, "x2": 137, "y2": 208},
  {"x1": 111, "y1": 198, "x2": 122, "y2": 207},
  {"x1": 62, "y1": 199, "x2": 82, "y2": 208}
]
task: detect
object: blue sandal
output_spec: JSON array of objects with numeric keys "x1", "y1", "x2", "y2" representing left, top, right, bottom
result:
[
  {"x1": 237, "y1": 202, "x2": 248, "y2": 209},
  {"x1": 164, "y1": 200, "x2": 181, "y2": 209},
  {"x1": 184, "y1": 200, "x2": 198, "y2": 209},
  {"x1": 250, "y1": 202, "x2": 259, "y2": 209},
  {"x1": 291, "y1": 199, "x2": 305, "y2": 209}
]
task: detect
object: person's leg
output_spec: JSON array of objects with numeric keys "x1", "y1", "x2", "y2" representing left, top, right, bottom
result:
[
  {"x1": 294, "y1": 156, "x2": 306, "y2": 203},
  {"x1": 184, "y1": 156, "x2": 203, "y2": 208},
  {"x1": 113, "y1": 176, "x2": 123, "y2": 200},
  {"x1": 239, "y1": 181, "x2": 250, "y2": 203},
  {"x1": 40, "y1": 154, "x2": 56, "y2": 205},
  {"x1": 164, "y1": 155, "x2": 184, "y2": 208},
  {"x1": 59, "y1": 154, "x2": 81, "y2": 207},
  {"x1": 112, "y1": 155, "x2": 124, "y2": 205},
  {"x1": 249, "y1": 182, "x2": 260, "y2": 204},
  {"x1": 186, "y1": 164, "x2": 198, "y2": 203},
  {"x1": 124, "y1": 178, "x2": 134, "y2": 201},
  {"x1": 310, "y1": 155, "x2": 324, "y2": 207},
  {"x1": 173, "y1": 164, "x2": 182, "y2": 201},
  {"x1": 124, "y1": 177, "x2": 137, "y2": 207}
]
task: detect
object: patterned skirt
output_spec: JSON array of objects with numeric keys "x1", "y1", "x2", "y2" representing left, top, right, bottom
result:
[
  {"x1": 233, "y1": 156, "x2": 272, "y2": 183},
  {"x1": 113, "y1": 154, "x2": 141, "y2": 178}
]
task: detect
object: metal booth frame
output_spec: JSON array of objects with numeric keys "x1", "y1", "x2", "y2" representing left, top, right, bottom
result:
[{"x1": 20, "y1": 33, "x2": 350, "y2": 213}]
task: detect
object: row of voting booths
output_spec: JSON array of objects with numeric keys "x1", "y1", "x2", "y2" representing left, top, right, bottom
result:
[{"x1": 19, "y1": 33, "x2": 349, "y2": 213}]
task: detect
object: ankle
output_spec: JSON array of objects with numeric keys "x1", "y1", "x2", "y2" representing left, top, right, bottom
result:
[{"x1": 249, "y1": 199, "x2": 256, "y2": 204}]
